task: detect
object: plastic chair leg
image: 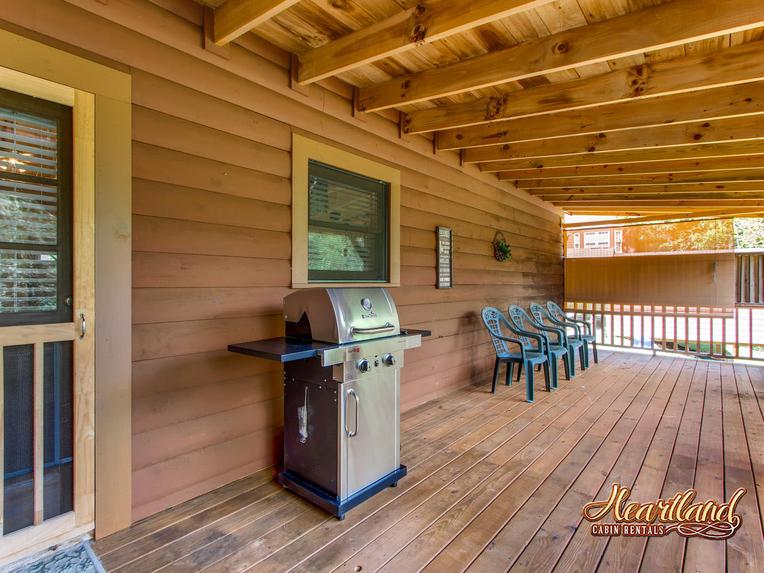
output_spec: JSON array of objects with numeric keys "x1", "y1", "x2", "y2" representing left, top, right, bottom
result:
[
  {"x1": 579, "y1": 345, "x2": 587, "y2": 371},
  {"x1": 568, "y1": 347, "x2": 576, "y2": 378},
  {"x1": 593, "y1": 342, "x2": 599, "y2": 363},
  {"x1": 491, "y1": 357, "x2": 500, "y2": 394},
  {"x1": 543, "y1": 361, "x2": 550, "y2": 391},
  {"x1": 506, "y1": 362, "x2": 514, "y2": 386},
  {"x1": 525, "y1": 360, "x2": 534, "y2": 403},
  {"x1": 550, "y1": 358, "x2": 558, "y2": 390},
  {"x1": 562, "y1": 352, "x2": 571, "y2": 380},
  {"x1": 516, "y1": 362, "x2": 523, "y2": 382}
]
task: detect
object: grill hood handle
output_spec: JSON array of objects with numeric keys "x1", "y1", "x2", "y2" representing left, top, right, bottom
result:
[{"x1": 351, "y1": 322, "x2": 395, "y2": 335}]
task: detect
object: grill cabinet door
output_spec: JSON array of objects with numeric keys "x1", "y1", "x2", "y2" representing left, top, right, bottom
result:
[{"x1": 343, "y1": 370, "x2": 399, "y2": 497}]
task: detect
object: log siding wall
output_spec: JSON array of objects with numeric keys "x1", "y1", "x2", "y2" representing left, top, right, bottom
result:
[{"x1": 0, "y1": 0, "x2": 563, "y2": 522}]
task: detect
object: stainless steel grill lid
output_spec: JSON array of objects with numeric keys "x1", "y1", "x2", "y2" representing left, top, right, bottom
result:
[{"x1": 283, "y1": 287, "x2": 400, "y2": 344}]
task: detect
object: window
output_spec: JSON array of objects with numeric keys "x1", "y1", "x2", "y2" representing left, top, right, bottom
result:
[
  {"x1": 0, "y1": 88, "x2": 72, "y2": 326},
  {"x1": 614, "y1": 229, "x2": 623, "y2": 254},
  {"x1": 292, "y1": 135, "x2": 400, "y2": 287},
  {"x1": 584, "y1": 230, "x2": 610, "y2": 249},
  {"x1": 572, "y1": 233, "x2": 580, "y2": 249},
  {"x1": 307, "y1": 161, "x2": 389, "y2": 282}
]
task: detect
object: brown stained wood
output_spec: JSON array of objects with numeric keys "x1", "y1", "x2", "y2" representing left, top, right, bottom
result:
[
  {"x1": 437, "y1": 81, "x2": 764, "y2": 150},
  {"x1": 531, "y1": 182, "x2": 764, "y2": 197},
  {"x1": 619, "y1": 362, "x2": 708, "y2": 572},
  {"x1": 552, "y1": 199, "x2": 764, "y2": 208},
  {"x1": 213, "y1": 0, "x2": 301, "y2": 45},
  {"x1": 364, "y1": 357, "x2": 665, "y2": 573},
  {"x1": 477, "y1": 140, "x2": 764, "y2": 171},
  {"x1": 721, "y1": 365, "x2": 764, "y2": 572},
  {"x1": 93, "y1": 355, "x2": 764, "y2": 572},
  {"x1": 544, "y1": 192, "x2": 764, "y2": 203},
  {"x1": 357, "y1": 0, "x2": 764, "y2": 111},
  {"x1": 734, "y1": 366, "x2": 764, "y2": 532},
  {"x1": 402, "y1": 40, "x2": 764, "y2": 134},
  {"x1": 461, "y1": 358, "x2": 681, "y2": 573},
  {"x1": 680, "y1": 365, "x2": 726, "y2": 573},
  {"x1": 491, "y1": 153, "x2": 764, "y2": 179},
  {"x1": 269, "y1": 355, "x2": 645, "y2": 573},
  {"x1": 513, "y1": 168, "x2": 764, "y2": 188},
  {"x1": 539, "y1": 361, "x2": 697, "y2": 573},
  {"x1": 298, "y1": 0, "x2": 554, "y2": 84},
  {"x1": 463, "y1": 116, "x2": 764, "y2": 164}
]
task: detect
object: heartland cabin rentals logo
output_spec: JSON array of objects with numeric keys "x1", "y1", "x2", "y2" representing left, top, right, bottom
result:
[{"x1": 582, "y1": 484, "x2": 746, "y2": 539}]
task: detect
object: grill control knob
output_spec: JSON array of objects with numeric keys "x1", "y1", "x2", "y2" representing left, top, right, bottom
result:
[
  {"x1": 356, "y1": 359, "x2": 370, "y2": 373},
  {"x1": 382, "y1": 353, "x2": 396, "y2": 366}
]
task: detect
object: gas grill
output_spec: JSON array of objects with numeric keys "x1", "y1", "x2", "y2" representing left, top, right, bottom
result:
[{"x1": 229, "y1": 287, "x2": 428, "y2": 519}]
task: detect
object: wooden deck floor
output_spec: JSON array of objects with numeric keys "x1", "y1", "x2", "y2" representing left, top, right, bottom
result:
[{"x1": 94, "y1": 351, "x2": 764, "y2": 572}]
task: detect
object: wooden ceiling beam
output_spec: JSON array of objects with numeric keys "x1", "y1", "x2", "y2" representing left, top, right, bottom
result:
[
  {"x1": 357, "y1": 0, "x2": 764, "y2": 112},
  {"x1": 547, "y1": 192, "x2": 764, "y2": 202},
  {"x1": 485, "y1": 154, "x2": 764, "y2": 178},
  {"x1": 402, "y1": 40, "x2": 764, "y2": 134},
  {"x1": 555, "y1": 199, "x2": 764, "y2": 207},
  {"x1": 463, "y1": 116, "x2": 764, "y2": 164},
  {"x1": 511, "y1": 169, "x2": 764, "y2": 188},
  {"x1": 476, "y1": 140, "x2": 764, "y2": 171},
  {"x1": 297, "y1": 0, "x2": 553, "y2": 84},
  {"x1": 437, "y1": 81, "x2": 764, "y2": 150},
  {"x1": 527, "y1": 182, "x2": 764, "y2": 196},
  {"x1": 563, "y1": 208, "x2": 764, "y2": 228},
  {"x1": 213, "y1": 0, "x2": 301, "y2": 45}
]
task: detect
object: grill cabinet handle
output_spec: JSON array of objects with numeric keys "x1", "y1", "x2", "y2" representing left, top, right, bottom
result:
[
  {"x1": 351, "y1": 322, "x2": 395, "y2": 335},
  {"x1": 345, "y1": 389, "x2": 359, "y2": 438}
]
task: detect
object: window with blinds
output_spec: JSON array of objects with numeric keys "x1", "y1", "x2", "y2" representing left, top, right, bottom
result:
[
  {"x1": 307, "y1": 160, "x2": 389, "y2": 282},
  {"x1": 0, "y1": 88, "x2": 72, "y2": 325}
]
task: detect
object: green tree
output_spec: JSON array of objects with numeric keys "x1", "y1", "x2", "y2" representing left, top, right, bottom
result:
[{"x1": 734, "y1": 218, "x2": 764, "y2": 249}]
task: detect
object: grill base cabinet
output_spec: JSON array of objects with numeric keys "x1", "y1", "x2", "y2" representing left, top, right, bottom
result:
[
  {"x1": 229, "y1": 287, "x2": 426, "y2": 519},
  {"x1": 281, "y1": 354, "x2": 406, "y2": 519}
]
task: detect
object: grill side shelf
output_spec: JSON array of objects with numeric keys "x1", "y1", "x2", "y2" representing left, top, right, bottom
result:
[{"x1": 228, "y1": 337, "x2": 336, "y2": 362}]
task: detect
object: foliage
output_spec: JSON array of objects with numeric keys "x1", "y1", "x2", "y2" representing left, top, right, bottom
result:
[
  {"x1": 733, "y1": 218, "x2": 764, "y2": 249},
  {"x1": 493, "y1": 237, "x2": 511, "y2": 262}
]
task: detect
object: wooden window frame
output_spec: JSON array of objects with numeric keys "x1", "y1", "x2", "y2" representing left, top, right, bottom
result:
[
  {"x1": 291, "y1": 133, "x2": 400, "y2": 288},
  {"x1": 0, "y1": 87, "x2": 73, "y2": 326},
  {"x1": 0, "y1": 28, "x2": 132, "y2": 558}
]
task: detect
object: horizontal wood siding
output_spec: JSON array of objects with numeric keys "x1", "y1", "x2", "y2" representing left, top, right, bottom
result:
[{"x1": 0, "y1": 0, "x2": 562, "y2": 522}]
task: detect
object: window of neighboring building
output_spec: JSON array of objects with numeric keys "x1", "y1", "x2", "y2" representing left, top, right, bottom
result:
[
  {"x1": 572, "y1": 232, "x2": 580, "y2": 249},
  {"x1": 584, "y1": 230, "x2": 610, "y2": 249},
  {"x1": 614, "y1": 229, "x2": 623, "y2": 253},
  {"x1": 291, "y1": 134, "x2": 400, "y2": 287}
]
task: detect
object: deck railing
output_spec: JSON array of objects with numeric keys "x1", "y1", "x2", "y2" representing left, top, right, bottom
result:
[{"x1": 564, "y1": 301, "x2": 764, "y2": 360}]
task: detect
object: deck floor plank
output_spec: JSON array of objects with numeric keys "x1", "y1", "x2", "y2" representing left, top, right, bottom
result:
[
  {"x1": 683, "y1": 363, "x2": 726, "y2": 573},
  {"x1": 722, "y1": 365, "x2": 764, "y2": 573},
  {"x1": 535, "y1": 359, "x2": 695, "y2": 573},
  {"x1": 94, "y1": 353, "x2": 762, "y2": 573},
  {"x1": 466, "y1": 358, "x2": 681, "y2": 573},
  {"x1": 418, "y1": 355, "x2": 665, "y2": 572}
]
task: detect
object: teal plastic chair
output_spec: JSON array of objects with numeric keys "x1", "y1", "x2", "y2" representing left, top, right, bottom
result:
[
  {"x1": 547, "y1": 301, "x2": 598, "y2": 368},
  {"x1": 507, "y1": 304, "x2": 564, "y2": 391},
  {"x1": 526, "y1": 303, "x2": 571, "y2": 383},
  {"x1": 481, "y1": 307, "x2": 549, "y2": 402}
]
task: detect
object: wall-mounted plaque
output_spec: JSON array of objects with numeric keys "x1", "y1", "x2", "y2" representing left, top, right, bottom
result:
[{"x1": 437, "y1": 226, "x2": 453, "y2": 289}]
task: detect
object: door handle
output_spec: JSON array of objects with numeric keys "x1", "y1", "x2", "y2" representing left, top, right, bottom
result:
[
  {"x1": 345, "y1": 389, "x2": 359, "y2": 438},
  {"x1": 79, "y1": 313, "x2": 86, "y2": 339}
]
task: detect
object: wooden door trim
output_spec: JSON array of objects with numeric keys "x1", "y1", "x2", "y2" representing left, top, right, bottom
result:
[{"x1": 0, "y1": 29, "x2": 132, "y2": 547}]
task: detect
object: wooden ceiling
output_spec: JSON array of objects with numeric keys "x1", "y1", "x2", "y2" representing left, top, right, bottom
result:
[{"x1": 200, "y1": 0, "x2": 764, "y2": 220}]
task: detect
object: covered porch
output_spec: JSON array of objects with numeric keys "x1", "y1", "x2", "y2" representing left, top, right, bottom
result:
[
  {"x1": 92, "y1": 351, "x2": 764, "y2": 572},
  {"x1": 2, "y1": 0, "x2": 764, "y2": 570}
]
